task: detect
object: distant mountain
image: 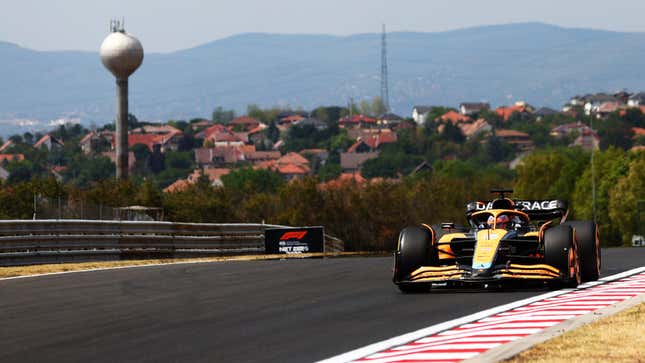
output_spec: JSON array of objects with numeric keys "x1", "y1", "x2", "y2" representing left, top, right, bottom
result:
[{"x1": 2, "y1": 22, "x2": 645, "y2": 135}]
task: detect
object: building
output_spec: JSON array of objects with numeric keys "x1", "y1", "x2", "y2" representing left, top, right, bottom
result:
[
  {"x1": 0, "y1": 166, "x2": 9, "y2": 181},
  {"x1": 298, "y1": 117, "x2": 328, "y2": 131},
  {"x1": 230, "y1": 116, "x2": 261, "y2": 131},
  {"x1": 495, "y1": 104, "x2": 531, "y2": 121},
  {"x1": 628, "y1": 92, "x2": 645, "y2": 107},
  {"x1": 80, "y1": 131, "x2": 114, "y2": 154},
  {"x1": 459, "y1": 102, "x2": 490, "y2": 115},
  {"x1": 0, "y1": 140, "x2": 14, "y2": 153},
  {"x1": 412, "y1": 106, "x2": 433, "y2": 125},
  {"x1": 197, "y1": 124, "x2": 246, "y2": 147},
  {"x1": 495, "y1": 129, "x2": 534, "y2": 151},
  {"x1": 194, "y1": 146, "x2": 246, "y2": 166},
  {"x1": 338, "y1": 114, "x2": 377, "y2": 129},
  {"x1": 0, "y1": 154, "x2": 25, "y2": 164},
  {"x1": 459, "y1": 119, "x2": 492, "y2": 138},
  {"x1": 340, "y1": 152, "x2": 378, "y2": 173},
  {"x1": 34, "y1": 135, "x2": 64, "y2": 151},
  {"x1": 347, "y1": 131, "x2": 397, "y2": 153},
  {"x1": 550, "y1": 122, "x2": 600, "y2": 151},
  {"x1": 438, "y1": 110, "x2": 471, "y2": 125}
]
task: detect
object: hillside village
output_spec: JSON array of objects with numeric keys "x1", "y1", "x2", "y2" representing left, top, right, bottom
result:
[{"x1": 0, "y1": 91, "x2": 644, "y2": 192}]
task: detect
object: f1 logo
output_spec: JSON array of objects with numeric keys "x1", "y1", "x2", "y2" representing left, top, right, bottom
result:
[{"x1": 280, "y1": 231, "x2": 308, "y2": 240}]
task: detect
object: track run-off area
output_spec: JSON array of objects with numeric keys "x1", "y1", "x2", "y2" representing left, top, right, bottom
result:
[{"x1": 0, "y1": 248, "x2": 643, "y2": 363}]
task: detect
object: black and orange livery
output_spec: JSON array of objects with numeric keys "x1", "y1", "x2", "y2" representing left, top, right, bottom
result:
[{"x1": 393, "y1": 190, "x2": 601, "y2": 292}]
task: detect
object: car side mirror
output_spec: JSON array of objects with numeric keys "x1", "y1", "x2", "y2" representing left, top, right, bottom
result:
[{"x1": 441, "y1": 222, "x2": 455, "y2": 230}]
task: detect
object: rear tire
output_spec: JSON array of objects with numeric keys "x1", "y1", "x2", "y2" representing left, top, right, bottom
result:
[
  {"x1": 564, "y1": 221, "x2": 600, "y2": 282},
  {"x1": 394, "y1": 226, "x2": 434, "y2": 293},
  {"x1": 544, "y1": 225, "x2": 580, "y2": 288}
]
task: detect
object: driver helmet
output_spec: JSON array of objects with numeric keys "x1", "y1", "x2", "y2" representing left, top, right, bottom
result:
[{"x1": 495, "y1": 214, "x2": 510, "y2": 229}]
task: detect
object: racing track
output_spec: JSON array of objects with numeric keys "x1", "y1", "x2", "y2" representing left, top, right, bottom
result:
[{"x1": 0, "y1": 248, "x2": 643, "y2": 363}]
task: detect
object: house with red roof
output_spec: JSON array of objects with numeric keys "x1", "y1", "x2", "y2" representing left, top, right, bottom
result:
[
  {"x1": 0, "y1": 140, "x2": 14, "y2": 153},
  {"x1": 80, "y1": 131, "x2": 115, "y2": 154},
  {"x1": 550, "y1": 122, "x2": 600, "y2": 151},
  {"x1": 197, "y1": 124, "x2": 245, "y2": 147},
  {"x1": 338, "y1": 115, "x2": 377, "y2": 129},
  {"x1": 245, "y1": 151, "x2": 281, "y2": 164},
  {"x1": 255, "y1": 152, "x2": 310, "y2": 180},
  {"x1": 632, "y1": 127, "x2": 645, "y2": 138},
  {"x1": 34, "y1": 135, "x2": 64, "y2": 151},
  {"x1": 164, "y1": 179, "x2": 192, "y2": 193},
  {"x1": 185, "y1": 167, "x2": 231, "y2": 187},
  {"x1": 190, "y1": 119, "x2": 213, "y2": 131},
  {"x1": 438, "y1": 110, "x2": 471, "y2": 125},
  {"x1": 194, "y1": 146, "x2": 246, "y2": 166},
  {"x1": 495, "y1": 129, "x2": 534, "y2": 151},
  {"x1": 347, "y1": 131, "x2": 397, "y2": 153},
  {"x1": 230, "y1": 116, "x2": 261, "y2": 131},
  {"x1": 0, "y1": 154, "x2": 25, "y2": 164},
  {"x1": 279, "y1": 115, "x2": 305, "y2": 126},
  {"x1": 459, "y1": 118, "x2": 492, "y2": 138},
  {"x1": 319, "y1": 172, "x2": 367, "y2": 190},
  {"x1": 495, "y1": 104, "x2": 530, "y2": 121}
]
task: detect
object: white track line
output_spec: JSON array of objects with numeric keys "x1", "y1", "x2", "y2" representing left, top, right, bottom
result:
[{"x1": 316, "y1": 266, "x2": 645, "y2": 363}]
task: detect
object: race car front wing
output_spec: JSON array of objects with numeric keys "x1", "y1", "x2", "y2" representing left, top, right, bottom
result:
[{"x1": 398, "y1": 263, "x2": 562, "y2": 284}]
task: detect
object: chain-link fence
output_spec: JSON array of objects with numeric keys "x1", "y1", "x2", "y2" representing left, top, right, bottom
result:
[{"x1": 33, "y1": 196, "x2": 119, "y2": 220}]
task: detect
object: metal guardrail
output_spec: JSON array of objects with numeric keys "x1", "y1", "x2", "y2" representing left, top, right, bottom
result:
[{"x1": 0, "y1": 220, "x2": 344, "y2": 266}]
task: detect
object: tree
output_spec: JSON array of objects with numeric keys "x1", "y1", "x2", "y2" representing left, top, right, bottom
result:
[
  {"x1": 63, "y1": 155, "x2": 115, "y2": 187},
  {"x1": 597, "y1": 116, "x2": 634, "y2": 150},
  {"x1": 131, "y1": 144, "x2": 151, "y2": 174},
  {"x1": 127, "y1": 113, "x2": 142, "y2": 129},
  {"x1": 485, "y1": 135, "x2": 513, "y2": 162},
  {"x1": 515, "y1": 148, "x2": 589, "y2": 200},
  {"x1": 608, "y1": 153, "x2": 645, "y2": 244},
  {"x1": 221, "y1": 168, "x2": 284, "y2": 201},
  {"x1": 135, "y1": 179, "x2": 163, "y2": 207},
  {"x1": 212, "y1": 106, "x2": 236, "y2": 124},
  {"x1": 571, "y1": 147, "x2": 630, "y2": 245},
  {"x1": 440, "y1": 122, "x2": 465, "y2": 143},
  {"x1": 317, "y1": 163, "x2": 342, "y2": 182},
  {"x1": 371, "y1": 96, "x2": 387, "y2": 116},
  {"x1": 23, "y1": 132, "x2": 34, "y2": 145},
  {"x1": 362, "y1": 151, "x2": 423, "y2": 178},
  {"x1": 266, "y1": 121, "x2": 280, "y2": 143}
]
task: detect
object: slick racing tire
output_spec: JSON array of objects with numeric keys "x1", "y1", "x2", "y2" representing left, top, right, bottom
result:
[
  {"x1": 394, "y1": 226, "x2": 434, "y2": 293},
  {"x1": 544, "y1": 225, "x2": 581, "y2": 288},
  {"x1": 564, "y1": 221, "x2": 600, "y2": 282}
]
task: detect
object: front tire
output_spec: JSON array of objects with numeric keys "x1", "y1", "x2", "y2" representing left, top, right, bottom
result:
[
  {"x1": 394, "y1": 226, "x2": 435, "y2": 293},
  {"x1": 564, "y1": 221, "x2": 600, "y2": 282},
  {"x1": 544, "y1": 225, "x2": 581, "y2": 288}
]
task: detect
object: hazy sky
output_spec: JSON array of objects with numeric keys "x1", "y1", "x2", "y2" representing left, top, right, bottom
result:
[{"x1": 2, "y1": 0, "x2": 645, "y2": 53}]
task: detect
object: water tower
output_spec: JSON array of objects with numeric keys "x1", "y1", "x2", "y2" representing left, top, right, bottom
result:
[{"x1": 100, "y1": 20, "x2": 144, "y2": 179}]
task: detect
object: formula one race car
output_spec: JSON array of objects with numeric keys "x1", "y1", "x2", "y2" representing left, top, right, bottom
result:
[{"x1": 393, "y1": 190, "x2": 601, "y2": 292}]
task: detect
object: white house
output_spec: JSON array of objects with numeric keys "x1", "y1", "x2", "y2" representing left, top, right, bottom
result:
[{"x1": 412, "y1": 106, "x2": 432, "y2": 125}]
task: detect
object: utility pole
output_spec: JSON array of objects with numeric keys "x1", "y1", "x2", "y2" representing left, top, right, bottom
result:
[
  {"x1": 590, "y1": 117, "x2": 597, "y2": 223},
  {"x1": 380, "y1": 24, "x2": 390, "y2": 113}
]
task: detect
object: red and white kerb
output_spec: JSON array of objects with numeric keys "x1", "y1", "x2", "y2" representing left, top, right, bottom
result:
[{"x1": 352, "y1": 272, "x2": 645, "y2": 363}]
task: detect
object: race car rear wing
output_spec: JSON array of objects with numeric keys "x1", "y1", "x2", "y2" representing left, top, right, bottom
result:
[{"x1": 465, "y1": 199, "x2": 569, "y2": 221}]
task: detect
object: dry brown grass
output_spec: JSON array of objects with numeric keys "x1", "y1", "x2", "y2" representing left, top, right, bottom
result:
[
  {"x1": 0, "y1": 252, "x2": 369, "y2": 279},
  {"x1": 506, "y1": 302, "x2": 645, "y2": 363}
]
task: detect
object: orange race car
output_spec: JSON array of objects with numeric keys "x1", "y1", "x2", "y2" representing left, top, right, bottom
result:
[{"x1": 393, "y1": 190, "x2": 600, "y2": 293}]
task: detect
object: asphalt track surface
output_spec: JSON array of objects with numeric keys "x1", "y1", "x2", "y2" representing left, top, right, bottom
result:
[{"x1": 0, "y1": 248, "x2": 643, "y2": 363}]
